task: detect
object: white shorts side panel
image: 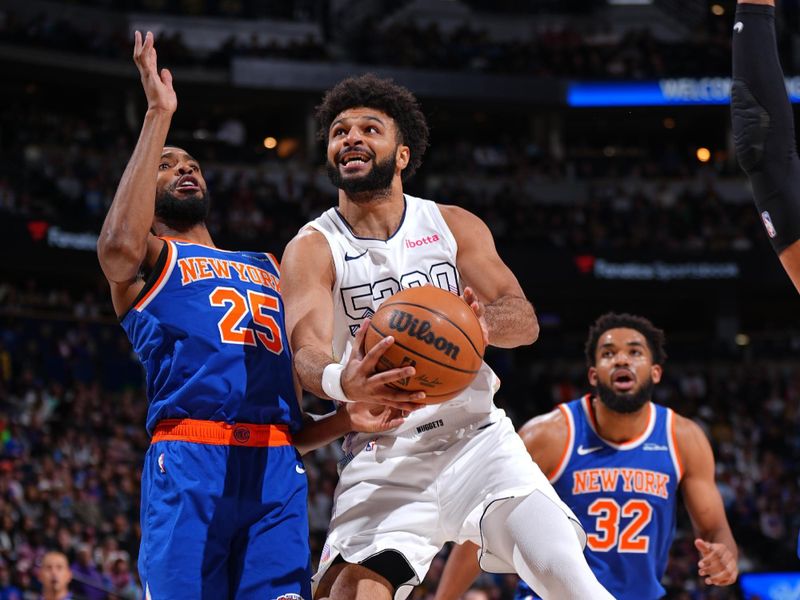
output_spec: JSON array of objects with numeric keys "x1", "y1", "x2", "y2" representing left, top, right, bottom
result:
[{"x1": 313, "y1": 412, "x2": 566, "y2": 599}]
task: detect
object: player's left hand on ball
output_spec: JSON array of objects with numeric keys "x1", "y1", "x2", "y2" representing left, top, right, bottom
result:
[
  {"x1": 695, "y1": 538, "x2": 738, "y2": 586},
  {"x1": 343, "y1": 402, "x2": 406, "y2": 433},
  {"x1": 462, "y1": 287, "x2": 489, "y2": 347}
]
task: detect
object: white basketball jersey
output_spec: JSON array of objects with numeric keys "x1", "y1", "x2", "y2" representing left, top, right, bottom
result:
[{"x1": 308, "y1": 194, "x2": 500, "y2": 435}]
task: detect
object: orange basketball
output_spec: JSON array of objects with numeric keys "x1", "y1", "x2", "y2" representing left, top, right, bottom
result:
[{"x1": 364, "y1": 286, "x2": 485, "y2": 404}]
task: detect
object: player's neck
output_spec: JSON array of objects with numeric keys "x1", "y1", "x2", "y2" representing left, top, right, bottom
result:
[
  {"x1": 590, "y1": 396, "x2": 653, "y2": 444},
  {"x1": 337, "y1": 184, "x2": 406, "y2": 240},
  {"x1": 153, "y1": 222, "x2": 215, "y2": 246}
]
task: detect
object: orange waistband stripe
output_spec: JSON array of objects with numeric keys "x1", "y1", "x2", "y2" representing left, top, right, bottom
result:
[{"x1": 151, "y1": 419, "x2": 293, "y2": 447}]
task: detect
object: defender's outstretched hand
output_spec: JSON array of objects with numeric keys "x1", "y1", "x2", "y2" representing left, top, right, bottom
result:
[
  {"x1": 133, "y1": 31, "x2": 177, "y2": 115},
  {"x1": 340, "y1": 318, "x2": 426, "y2": 411},
  {"x1": 343, "y1": 402, "x2": 406, "y2": 433}
]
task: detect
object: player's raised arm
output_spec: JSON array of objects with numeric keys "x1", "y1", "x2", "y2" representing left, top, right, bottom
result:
[
  {"x1": 97, "y1": 31, "x2": 174, "y2": 314},
  {"x1": 439, "y1": 204, "x2": 539, "y2": 348},
  {"x1": 732, "y1": 0, "x2": 800, "y2": 292},
  {"x1": 281, "y1": 227, "x2": 424, "y2": 411},
  {"x1": 674, "y1": 415, "x2": 739, "y2": 587}
]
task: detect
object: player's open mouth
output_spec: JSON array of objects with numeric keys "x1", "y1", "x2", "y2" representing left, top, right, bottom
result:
[
  {"x1": 339, "y1": 152, "x2": 372, "y2": 173},
  {"x1": 611, "y1": 369, "x2": 635, "y2": 392},
  {"x1": 175, "y1": 175, "x2": 200, "y2": 193}
]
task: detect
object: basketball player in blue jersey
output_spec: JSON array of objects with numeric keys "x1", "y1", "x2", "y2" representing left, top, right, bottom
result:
[
  {"x1": 98, "y1": 32, "x2": 407, "y2": 600},
  {"x1": 435, "y1": 313, "x2": 739, "y2": 600},
  {"x1": 281, "y1": 75, "x2": 614, "y2": 600}
]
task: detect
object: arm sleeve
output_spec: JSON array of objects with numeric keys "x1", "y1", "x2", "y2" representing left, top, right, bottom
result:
[{"x1": 731, "y1": 4, "x2": 800, "y2": 253}]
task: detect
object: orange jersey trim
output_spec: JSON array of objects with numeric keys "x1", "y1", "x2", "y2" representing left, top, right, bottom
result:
[
  {"x1": 668, "y1": 410, "x2": 684, "y2": 480},
  {"x1": 582, "y1": 395, "x2": 655, "y2": 450},
  {"x1": 134, "y1": 240, "x2": 176, "y2": 311},
  {"x1": 151, "y1": 418, "x2": 293, "y2": 447},
  {"x1": 548, "y1": 403, "x2": 574, "y2": 481}
]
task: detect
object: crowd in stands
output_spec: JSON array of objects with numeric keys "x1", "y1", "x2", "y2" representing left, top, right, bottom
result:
[
  {"x1": 0, "y1": 280, "x2": 798, "y2": 598},
  {"x1": 0, "y1": 99, "x2": 771, "y2": 258},
  {"x1": 2, "y1": 6, "x2": 799, "y2": 595},
  {"x1": 0, "y1": 3, "x2": 759, "y2": 78}
]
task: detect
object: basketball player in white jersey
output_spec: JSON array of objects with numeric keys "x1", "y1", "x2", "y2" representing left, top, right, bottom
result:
[{"x1": 281, "y1": 74, "x2": 614, "y2": 600}]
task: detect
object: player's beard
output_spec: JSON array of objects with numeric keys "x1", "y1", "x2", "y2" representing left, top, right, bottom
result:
[
  {"x1": 595, "y1": 377, "x2": 654, "y2": 414},
  {"x1": 155, "y1": 187, "x2": 210, "y2": 230},
  {"x1": 327, "y1": 153, "x2": 397, "y2": 197}
]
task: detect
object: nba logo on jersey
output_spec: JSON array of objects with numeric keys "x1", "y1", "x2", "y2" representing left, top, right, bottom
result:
[{"x1": 761, "y1": 211, "x2": 777, "y2": 238}]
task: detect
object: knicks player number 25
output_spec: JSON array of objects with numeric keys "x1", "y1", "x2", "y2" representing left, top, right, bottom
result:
[
  {"x1": 209, "y1": 286, "x2": 284, "y2": 354},
  {"x1": 586, "y1": 498, "x2": 652, "y2": 553}
]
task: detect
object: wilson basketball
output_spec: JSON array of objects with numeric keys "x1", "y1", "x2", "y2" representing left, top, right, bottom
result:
[{"x1": 364, "y1": 286, "x2": 485, "y2": 404}]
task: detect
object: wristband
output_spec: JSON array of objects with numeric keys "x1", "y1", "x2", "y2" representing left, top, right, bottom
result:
[{"x1": 322, "y1": 363, "x2": 353, "y2": 403}]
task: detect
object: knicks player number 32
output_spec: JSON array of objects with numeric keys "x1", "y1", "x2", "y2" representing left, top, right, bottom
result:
[
  {"x1": 209, "y1": 286, "x2": 284, "y2": 354},
  {"x1": 586, "y1": 498, "x2": 652, "y2": 553}
]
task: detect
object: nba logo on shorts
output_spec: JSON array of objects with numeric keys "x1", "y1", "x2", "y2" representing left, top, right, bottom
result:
[
  {"x1": 364, "y1": 439, "x2": 377, "y2": 452},
  {"x1": 158, "y1": 453, "x2": 166, "y2": 473},
  {"x1": 761, "y1": 211, "x2": 777, "y2": 238},
  {"x1": 321, "y1": 542, "x2": 331, "y2": 564}
]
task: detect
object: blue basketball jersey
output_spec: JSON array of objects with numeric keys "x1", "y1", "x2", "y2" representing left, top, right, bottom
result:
[
  {"x1": 517, "y1": 395, "x2": 682, "y2": 600},
  {"x1": 121, "y1": 239, "x2": 301, "y2": 435}
]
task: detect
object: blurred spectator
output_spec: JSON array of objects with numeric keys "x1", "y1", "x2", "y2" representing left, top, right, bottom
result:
[
  {"x1": 70, "y1": 544, "x2": 106, "y2": 600},
  {"x1": 36, "y1": 551, "x2": 71, "y2": 600}
]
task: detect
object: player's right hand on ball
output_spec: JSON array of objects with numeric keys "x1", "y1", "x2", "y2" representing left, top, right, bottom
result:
[
  {"x1": 133, "y1": 31, "x2": 177, "y2": 115},
  {"x1": 341, "y1": 318, "x2": 426, "y2": 412}
]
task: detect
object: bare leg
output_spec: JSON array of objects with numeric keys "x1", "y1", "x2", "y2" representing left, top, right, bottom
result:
[{"x1": 315, "y1": 561, "x2": 394, "y2": 600}]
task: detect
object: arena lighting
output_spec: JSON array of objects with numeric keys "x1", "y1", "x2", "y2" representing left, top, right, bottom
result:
[
  {"x1": 735, "y1": 334, "x2": 750, "y2": 346},
  {"x1": 567, "y1": 77, "x2": 800, "y2": 106},
  {"x1": 696, "y1": 147, "x2": 711, "y2": 162},
  {"x1": 263, "y1": 136, "x2": 277, "y2": 149},
  {"x1": 711, "y1": 4, "x2": 725, "y2": 16}
]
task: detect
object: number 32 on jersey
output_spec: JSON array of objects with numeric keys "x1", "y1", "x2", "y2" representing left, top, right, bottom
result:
[{"x1": 586, "y1": 498, "x2": 653, "y2": 553}]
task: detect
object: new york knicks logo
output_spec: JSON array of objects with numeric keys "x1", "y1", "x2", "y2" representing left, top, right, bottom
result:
[
  {"x1": 233, "y1": 426, "x2": 251, "y2": 444},
  {"x1": 273, "y1": 594, "x2": 304, "y2": 600}
]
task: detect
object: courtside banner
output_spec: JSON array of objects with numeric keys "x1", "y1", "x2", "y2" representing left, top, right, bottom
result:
[
  {"x1": 738, "y1": 572, "x2": 800, "y2": 600},
  {"x1": 567, "y1": 77, "x2": 800, "y2": 107}
]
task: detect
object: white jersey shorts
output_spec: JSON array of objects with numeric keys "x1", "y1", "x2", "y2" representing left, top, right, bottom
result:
[{"x1": 313, "y1": 409, "x2": 580, "y2": 600}]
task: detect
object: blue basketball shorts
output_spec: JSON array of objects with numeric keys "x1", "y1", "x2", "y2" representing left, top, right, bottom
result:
[{"x1": 138, "y1": 420, "x2": 311, "y2": 600}]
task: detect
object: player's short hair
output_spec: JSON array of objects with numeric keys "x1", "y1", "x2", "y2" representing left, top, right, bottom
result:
[
  {"x1": 315, "y1": 74, "x2": 430, "y2": 180},
  {"x1": 584, "y1": 312, "x2": 667, "y2": 366}
]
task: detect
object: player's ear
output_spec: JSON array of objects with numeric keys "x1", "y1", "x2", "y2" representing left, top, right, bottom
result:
[
  {"x1": 396, "y1": 144, "x2": 410, "y2": 171},
  {"x1": 587, "y1": 366, "x2": 598, "y2": 386},
  {"x1": 650, "y1": 364, "x2": 662, "y2": 384}
]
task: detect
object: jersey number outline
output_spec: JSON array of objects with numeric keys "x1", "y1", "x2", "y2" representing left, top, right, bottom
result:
[
  {"x1": 586, "y1": 498, "x2": 652, "y2": 553},
  {"x1": 209, "y1": 287, "x2": 284, "y2": 354},
  {"x1": 340, "y1": 261, "x2": 460, "y2": 323}
]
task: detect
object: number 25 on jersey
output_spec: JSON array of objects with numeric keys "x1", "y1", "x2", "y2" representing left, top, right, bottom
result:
[{"x1": 209, "y1": 286, "x2": 284, "y2": 354}]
